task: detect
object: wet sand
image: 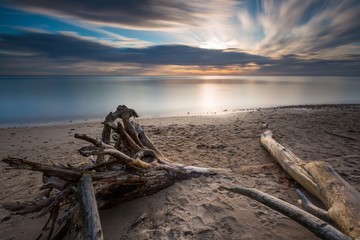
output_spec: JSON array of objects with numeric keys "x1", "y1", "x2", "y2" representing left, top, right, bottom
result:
[{"x1": 1, "y1": 105, "x2": 359, "y2": 240}]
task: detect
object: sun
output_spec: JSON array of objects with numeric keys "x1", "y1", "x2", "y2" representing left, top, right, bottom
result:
[
  {"x1": 200, "y1": 40, "x2": 235, "y2": 50},
  {"x1": 200, "y1": 41, "x2": 226, "y2": 50}
]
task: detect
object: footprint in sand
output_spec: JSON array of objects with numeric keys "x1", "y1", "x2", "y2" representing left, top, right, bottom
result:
[
  {"x1": 196, "y1": 229, "x2": 215, "y2": 239},
  {"x1": 189, "y1": 216, "x2": 204, "y2": 229}
]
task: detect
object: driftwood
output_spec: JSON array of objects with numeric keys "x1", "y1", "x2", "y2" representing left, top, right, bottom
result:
[
  {"x1": 296, "y1": 188, "x2": 332, "y2": 223},
  {"x1": 77, "y1": 175, "x2": 103, "y2": 240},
  {"x1": 219, "y1": 186, "x2": 351, "y2": 240},
  {"x1": 1, "y1": 105, "x2": 226, "y2": 239},
  {"x1": 261, "y1": 130, "x2": 360, "y2": 239}
]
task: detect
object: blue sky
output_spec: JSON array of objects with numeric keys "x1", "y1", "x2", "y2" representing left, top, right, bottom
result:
[{"x1": 0, "y1": 0, "x2": 359, "y2": 75}]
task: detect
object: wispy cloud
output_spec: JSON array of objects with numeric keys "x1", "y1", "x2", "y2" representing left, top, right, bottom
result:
[
  {"x1": 58, "y1": 18, "x2": 152, "y2": 48},
  {"x1": 3, "y1": 0, "x2": 237, "y2": 31},
  {"x1": 175, "y1": 0, "x2": 360, "y2": 59},
  {"x1": 255, "y1": 0, "x2": 360, "y2": 58}
]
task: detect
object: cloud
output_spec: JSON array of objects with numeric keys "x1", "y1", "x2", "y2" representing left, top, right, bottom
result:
[
  {"x1": 259, "y1": 55, "x2": 360, "y2": 76},
  {"x1": 148, "y1": 63, "x2": 261, "y2": 75},
  {"x1": 0, "y1": 32, "x2": 271, "y2": 65},
  {"x1": 2, "y1": 0, "x2": 237, "y2": 31},
  {"x1": 3, "y1": 0, "x2": 360, "y2": 61},
  {"x1": 157, "y1": 0, "x2": 360, "y2": 59},
  {"x1": 58, "y1": 31, "x2": 151, "y2": 48},
  {"x1": 256, "y1": 0, "x2": 360, "y2": 58},
  {"x1": 57, "y1": 19, "x2": 152, "y2": 48},
  {"x1": 1, "y1": 31, "x2": 359, "y2": 75}
]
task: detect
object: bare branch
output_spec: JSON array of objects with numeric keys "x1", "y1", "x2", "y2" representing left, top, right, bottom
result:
[{"x1": 3, "y1": 157, "x2": 83, "y2": 181}]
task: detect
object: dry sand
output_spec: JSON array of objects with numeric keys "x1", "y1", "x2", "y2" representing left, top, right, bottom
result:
[{"x1": 0, "y1": 105, "x2": 359, "y2": 240}]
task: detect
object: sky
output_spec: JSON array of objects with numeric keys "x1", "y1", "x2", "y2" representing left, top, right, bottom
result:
[{"x1": 0, "y1": 0, "x2": 359, "y2": 76}]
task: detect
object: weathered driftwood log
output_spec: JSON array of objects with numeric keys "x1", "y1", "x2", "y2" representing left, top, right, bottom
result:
[
  {"x1": 2, "y1": 105, "x2": 226, "y2": 239},
  {"x1": 220, "y1": 186, "x2": 351, "y2": 240},
  {"x1": 261, "y1": 130, "x2": 360, "y2": 239},
  {"x1": 77, "y1": 175, "x2": 103, "y2": 240}
]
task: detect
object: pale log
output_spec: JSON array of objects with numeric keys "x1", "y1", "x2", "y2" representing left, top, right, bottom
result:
[{"x1": 260, "y1": 131, "x2": 321, "y2": 201}]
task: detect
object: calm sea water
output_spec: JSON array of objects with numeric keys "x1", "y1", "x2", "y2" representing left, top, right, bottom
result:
[{"x1": 0, "y1": 75, "x2": 359, "y2": 126}]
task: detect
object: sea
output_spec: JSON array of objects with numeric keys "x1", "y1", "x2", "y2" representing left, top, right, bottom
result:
[{"x1": 0, "y1": 75, "x2": 359, "y2": 126}]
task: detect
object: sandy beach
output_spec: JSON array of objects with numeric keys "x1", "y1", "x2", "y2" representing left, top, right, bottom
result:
[{"x1": 0, "y1": 105, "x2": 359, "y2": 240}]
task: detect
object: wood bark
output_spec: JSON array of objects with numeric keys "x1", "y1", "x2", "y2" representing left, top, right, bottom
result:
[{"x1": 261, "y1": 130, "x2": 360, "y2": 239}]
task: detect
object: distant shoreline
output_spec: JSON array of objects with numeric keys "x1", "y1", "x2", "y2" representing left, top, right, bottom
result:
[{"x1": 254, "y1": 103, "x2": 360, "y2": 110}]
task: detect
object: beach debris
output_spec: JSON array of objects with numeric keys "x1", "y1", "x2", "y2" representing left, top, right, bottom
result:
[
  {"x1": 130, "y1": 212, "x2": 147, "y2": 229},
  {"x1": 78, "y1": 174, "x2": 102, "y2": 240},
  {"x1": 1, "y1": 105, "x2": 227, "y2": 240},
  {"x1": 220, "y1": 130, "x2": 360, "y2": 240},
  {"x1": 219, "y1": 186, "x2": 351, "y2": 240},
  {"x1": 259, "y1": 130, "x2": 360, "y2": 239}
]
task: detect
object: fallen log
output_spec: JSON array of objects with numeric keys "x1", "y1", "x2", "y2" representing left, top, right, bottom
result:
[
  {"x1": 261, "y1": 130, "x2": 360, "y2": 239},
  {"x1": 77, "y1": 174, "x2": 103, "y2": 240},
  {"x1": 220, "y1": 186, "x2": 351, "y2": 240},
  {"x1": 2, "y1": 105, "x2": 227, "y2": 239}
]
